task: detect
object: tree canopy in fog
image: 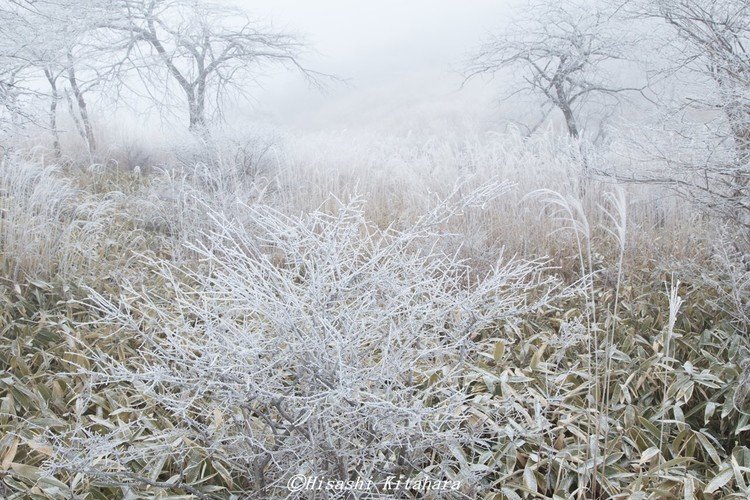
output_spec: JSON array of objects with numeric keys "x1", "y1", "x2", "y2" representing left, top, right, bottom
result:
[
  {"x1": 97, "y1": 0, "x2": 325, "y2": 129},
  {"x1": 464, "y1": 0, "x2": 640, "y2": 140},
  {"x1": 0, "y1": 0, "x2": 323, "y2": 134}
]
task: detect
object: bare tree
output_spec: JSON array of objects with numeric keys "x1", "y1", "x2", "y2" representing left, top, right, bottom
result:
[
  {"x1": 1, "y1": 0, "x2": 326, "y2": 145},
  {"x1": 464, "y1": 0, "x2": 638, "y2": 142},
  {"x1": 0, "y1": 2, "x2": 39, "y2": 136},
  {"x1": 626, "y1": 0, "x2": 750, "y2": 231},
  {"x1": 0, "y1": 0, "x2": 114, "y2": 155},
  {"x1": 42, "y1": 68, "x2": 63, "y2": 159},
  {"x1": 99, "y1": 0, "x2": 326, "y2": 131}
]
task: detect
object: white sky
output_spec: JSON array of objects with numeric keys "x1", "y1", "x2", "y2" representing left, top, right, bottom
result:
[{"x1": 228, "y1": 0, "x2": 515, "y2": 129}]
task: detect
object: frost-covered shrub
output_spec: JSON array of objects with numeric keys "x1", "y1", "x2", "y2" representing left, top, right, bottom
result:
[
  {"x1": 703, "y1": 232, "x2": 750, "y2": 336},
  {"x1": 50, "y1": 184, "x2": 557, "y2": 496},
  {"x1": 171, "y1": 126, "x2": 281, "y2": 191}
]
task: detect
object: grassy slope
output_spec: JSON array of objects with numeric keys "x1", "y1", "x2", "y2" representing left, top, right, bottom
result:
[{"x1": 0, "y1": 138, "x2": 748, "y2": 498}]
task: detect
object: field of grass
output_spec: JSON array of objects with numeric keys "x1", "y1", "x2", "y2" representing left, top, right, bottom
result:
[{"x1": 0, "y1": 129, "x2": 748, "y2": 498}]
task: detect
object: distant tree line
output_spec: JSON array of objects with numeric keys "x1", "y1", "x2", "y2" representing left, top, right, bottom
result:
[
  {"x1": 0, "y1": 0, "x2": 326, "y2": 153},
  {"x1": 465, "y1": 0, "x2": 749, "y2": 231}
]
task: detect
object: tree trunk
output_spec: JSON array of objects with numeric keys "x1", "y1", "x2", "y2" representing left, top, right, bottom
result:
[
  {"x1": 66, "y1": 53, "x2": 96, "y2": 154},
  {"x1": 188, "y1": 100, "x2": 206, "y2": 130},
  {"x1": 188, "y1": 80, "x2": 207, "y2": 131},
  {"x1": 556, "y1": 89, "x2": 589, "y2": 196},
  {"x1": 716, "y1": 72, "x2": 750, "y2": 228},
  {"x1": 143, "y1": 19, "x2": 207, "y2": 133},
  {"x1": 44, "y1": 69, "x2": 62, "y2": 161},
  {"x1": 64, "y1": 89, "x2": 86, "y2": 142},
  {"x1": 559, "y1": 102, "x2": 580, "y2": 140}
]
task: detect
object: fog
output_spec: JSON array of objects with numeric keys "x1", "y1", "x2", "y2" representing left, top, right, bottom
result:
[
  {"x1": 230, "y1": 0, "x2": 515, "y2": 129},
  {"x1": 3, "y1": 1, "x2": 749, "y2": 497}
]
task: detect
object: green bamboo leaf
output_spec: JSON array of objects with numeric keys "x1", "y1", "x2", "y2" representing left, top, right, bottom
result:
[
  {"x1": 523, "y1": 466, "x2": 537, "y2": 493},
  {"x1": 704, "y1": 466, "x2": 733, "y2": 494},
  {"x1": 695, "y1": 431, "x2": 722, "y2": 466}
]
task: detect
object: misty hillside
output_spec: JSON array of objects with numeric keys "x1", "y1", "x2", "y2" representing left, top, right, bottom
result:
[{"x1": 0, "y1": 0, "x2": 749, "y2": 498}]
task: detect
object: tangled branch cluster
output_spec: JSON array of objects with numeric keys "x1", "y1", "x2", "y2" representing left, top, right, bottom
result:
[{"x1": 48, "y1": 185, "x2": 557, "y2": 496}]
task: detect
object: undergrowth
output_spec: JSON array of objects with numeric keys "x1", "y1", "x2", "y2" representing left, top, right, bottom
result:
[{"x1": 0, "y1": 138, "x2": 748, "y2": 498}]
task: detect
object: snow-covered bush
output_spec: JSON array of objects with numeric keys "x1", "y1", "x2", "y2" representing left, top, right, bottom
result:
[{"x1": 49, "y1": 184, "x2": 557, "y2": 496}]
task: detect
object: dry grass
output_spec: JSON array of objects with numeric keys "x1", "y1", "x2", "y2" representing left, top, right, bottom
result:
[{"x1": 0, "y1": 129, "x2": 748, "y2": 498}]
